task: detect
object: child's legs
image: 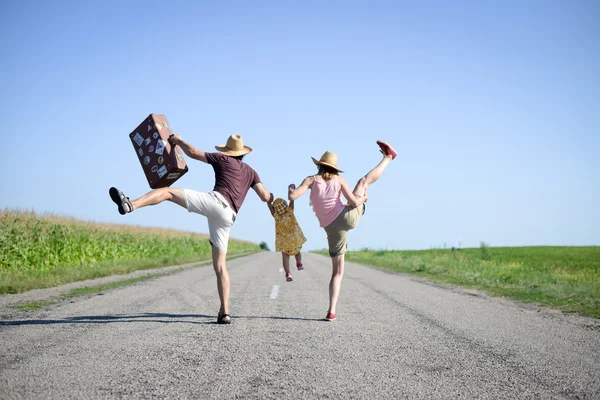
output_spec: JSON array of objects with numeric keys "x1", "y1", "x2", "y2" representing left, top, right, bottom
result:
[
  {"x1": 328, "y1": 254, "x2": 345, "y2": 315},
  {"x1": 294, "y1": 252, "x2": 302, "y2": 265},
  {"x1": 281, "y1": 252, "x2": 291, "y2": 274},
  {"x1": 352, "y1": 156, "x2": 392, "y2": 197}
]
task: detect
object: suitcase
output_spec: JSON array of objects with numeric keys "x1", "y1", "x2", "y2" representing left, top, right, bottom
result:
[{"x1": 129, "y1": 114, "x2": 188, "y2": 189}]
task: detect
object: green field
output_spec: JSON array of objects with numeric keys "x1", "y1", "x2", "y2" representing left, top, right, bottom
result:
[
  {"x1": 315, "y1": 245, "x2": 600, "y2": 318},
  {"x1": 0, "y1": 210, "x2": 260, "y2": 294}
]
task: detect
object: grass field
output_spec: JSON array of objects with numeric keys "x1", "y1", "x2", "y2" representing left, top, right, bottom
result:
[
  {"x1": 315, "y1": 245, "x2": 600, "y2": 318},
  {"x1": 0, "y1": 210, "x2": 260, "y2": 294}
]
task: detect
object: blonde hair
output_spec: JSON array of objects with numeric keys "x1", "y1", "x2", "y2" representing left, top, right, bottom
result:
[{"x1": 318, "y1": 165, "x2": 339, "y2": 181}]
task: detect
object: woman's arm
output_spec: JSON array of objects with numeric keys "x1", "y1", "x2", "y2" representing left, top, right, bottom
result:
[
  {"x1": 338, "y1": 176, "x2": 367, "y2": 207},
  {"x1": 169, "y1": 134, "x2": 208, "y2": 163},
  {"x1": 288, "y1": 177, "x2": 313, "y2": 201}
]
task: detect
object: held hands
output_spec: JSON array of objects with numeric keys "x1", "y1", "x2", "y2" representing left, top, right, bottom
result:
[{"x1": 287, "y1": 184, "x2": 296, "y2": 201}]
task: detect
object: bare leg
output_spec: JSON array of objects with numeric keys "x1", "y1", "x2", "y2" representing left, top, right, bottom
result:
[
  {"x1": 353, "y1": 155, "x2": 392, "y2": 197},
  {"x1": 128, "y1": 188, "x2": 187, "y2": 212},
  {"x1": 295, "y1": 252, "x2": 302, "y2": 267},
  {"x1": 328, "y1": 254, "x2": 345, "y2": 315},
  {"x1": 212, "y1": 245, "x2": 230, "y2": 321},
  {"x1": 282, "y1": 252, "x2": 291, "y2": 274}
]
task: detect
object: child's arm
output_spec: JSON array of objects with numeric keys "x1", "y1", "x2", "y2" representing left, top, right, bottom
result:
[{"x1": 267, "y1": 200, "x2": 275, "y2": 217}]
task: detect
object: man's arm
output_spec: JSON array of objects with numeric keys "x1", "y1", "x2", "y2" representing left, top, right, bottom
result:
[
  {"x1": 169, "y1": 134, "x2": 208, "y2": 163},
  {"x1": 267, "y1": 200, "x2": 275, "y2": 217},
  {"x1": 252, "y1": 183, "x2": 274, "y2": 203},
  {"x1": 288, "y1": 177, "x2": 312, "y2": 201}
]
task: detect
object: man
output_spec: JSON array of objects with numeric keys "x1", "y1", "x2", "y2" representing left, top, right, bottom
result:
[{"x1": 109, "y1": 134, "x2": 273, "y2": 324}]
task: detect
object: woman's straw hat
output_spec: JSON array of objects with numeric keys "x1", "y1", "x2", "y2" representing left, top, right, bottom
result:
[
  {"x1": 311, "y1": 151, "x2": 344, "y2": 173},
  {"x1": 215, "y1": 134, "x2": 253, "y2": 156}
]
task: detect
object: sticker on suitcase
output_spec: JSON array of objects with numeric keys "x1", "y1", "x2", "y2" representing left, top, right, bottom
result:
[
  {"x1": 155, "y1": 140, "x2": 167, "y2": 155},
  {"x1": 144, "y1": 137, "x2": 151, "y2": 146},
  {"x1": 151, "y1": 165, "x2": 158, "y2": 172},
  {"x1": 133, "y1": 132, "x2": 144, "y2": 147},
  {"x1": 157, "y1": 165, "x2": 168, "y2": 178},
  {"x1": 167, "y1": 173, "x2": 180, "y2": 180},
  {"x1": 153, "y1": 132, "x2": 159, "y2": 139}
]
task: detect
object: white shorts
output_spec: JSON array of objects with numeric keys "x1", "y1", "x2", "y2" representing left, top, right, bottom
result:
[{"x1": 181, "y1": 189, "x2": 237, "y2": 252}]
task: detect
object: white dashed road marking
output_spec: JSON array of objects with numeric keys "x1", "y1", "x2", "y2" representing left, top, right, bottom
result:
[{"x1": 269, "y1": 285, "x2": 280, "y2": 300}]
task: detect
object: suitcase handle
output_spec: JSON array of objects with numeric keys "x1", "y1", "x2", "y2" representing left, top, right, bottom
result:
[{"x1": 168, "y1": 134, "x2": 175, "y2": 146}]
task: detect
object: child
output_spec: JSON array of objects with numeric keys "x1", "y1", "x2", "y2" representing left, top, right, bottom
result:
[{"x1": 268, "y1": 196, "x2": 307, "y2": 282}]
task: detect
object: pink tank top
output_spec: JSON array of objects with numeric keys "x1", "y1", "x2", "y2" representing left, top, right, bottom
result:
[{"x1": 310, "y1": 175, "x2": 345, "y2": 227}]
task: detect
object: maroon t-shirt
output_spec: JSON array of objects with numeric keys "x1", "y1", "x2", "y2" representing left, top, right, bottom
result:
[{"x1": 206, "y1": 152, "x2": 261, "y2": 213}]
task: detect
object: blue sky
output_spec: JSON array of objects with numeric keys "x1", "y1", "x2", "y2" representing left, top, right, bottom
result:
[{"x1": 1, "y1": 0, "x2": 599, "y2": 251}]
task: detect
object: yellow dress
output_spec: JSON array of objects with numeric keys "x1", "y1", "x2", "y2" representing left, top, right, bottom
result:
[{"x1": 273, "y1": 198, "x2": 306, "y2": 256}]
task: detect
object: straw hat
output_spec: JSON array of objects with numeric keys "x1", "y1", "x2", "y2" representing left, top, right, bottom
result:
[
  {"x1": 311, "y1": 151, "x2": 344, "y2": 173},
  {"x1": 215, "y1": 134, "x2": 253, "y2": 156}
]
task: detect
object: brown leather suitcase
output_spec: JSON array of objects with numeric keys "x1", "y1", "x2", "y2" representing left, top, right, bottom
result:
[{"x1": 129, "y1": 114, "x2": 188, "y2": 189}]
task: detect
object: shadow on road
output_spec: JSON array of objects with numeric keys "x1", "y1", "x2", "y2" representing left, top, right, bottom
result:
[
  {"x1": 237, "y1": 315, "x2": 324, "y2": 322},
  {"x1": 0, "y1": 313, "x2": 325, "y2": 326}
]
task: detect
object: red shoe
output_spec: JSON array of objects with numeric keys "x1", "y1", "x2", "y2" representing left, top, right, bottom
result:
[
  {"x1": 376, "y1": 140, "x2": 397, "y2": 160},
  {"x1": 325, "y1": 312, "x2": 336, "y2": 321},
  {"x1": 297, "y1": 263, "x2": 304, "y2": 271},
  {"x1": 286, "y1": 272, "x2": 293, "y2": 282}
]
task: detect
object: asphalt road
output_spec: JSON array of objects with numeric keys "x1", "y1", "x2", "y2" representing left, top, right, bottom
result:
[{"x1": 1, "y1": 252, "x2": 599, "y2": 399}]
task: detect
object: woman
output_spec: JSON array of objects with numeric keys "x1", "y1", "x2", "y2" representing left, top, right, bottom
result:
[{"x1": 288, "y1": 141, "x2": 397, "y2": 321}]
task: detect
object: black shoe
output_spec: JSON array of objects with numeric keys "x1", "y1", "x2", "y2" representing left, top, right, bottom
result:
[
  {"x1": 109, "y1": 187, "x2": 133, "y2": 215},
  {"x1": 217, "y1": 313, "x2": 231, "y2": 324}
]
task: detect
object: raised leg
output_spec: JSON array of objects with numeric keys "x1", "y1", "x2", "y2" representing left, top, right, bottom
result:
[
  {"x1": 352, "y1": 154, "x2": 392, "y2": 197},
  {"x1": 129, "y1": 188, "x2": 187, "y2": 212}
]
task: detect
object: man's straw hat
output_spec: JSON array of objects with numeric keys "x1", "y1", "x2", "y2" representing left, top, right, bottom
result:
[
  {"x1": 311, "y1": 151, "x2": 344, "y2": 173},
  {"x1": 215, "y1": 134, "x2": 252, "y2": 156}
]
